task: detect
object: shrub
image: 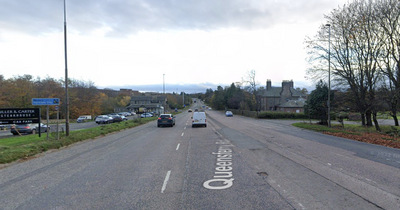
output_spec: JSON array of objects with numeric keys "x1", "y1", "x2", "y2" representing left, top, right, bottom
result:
[{"x1": 258, "y1": 111, "x2": 308, "y2": 119}]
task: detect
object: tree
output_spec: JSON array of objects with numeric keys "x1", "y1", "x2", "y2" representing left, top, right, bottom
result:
[
  {"x1": 304, "y1": 80, "x2": 333, "y2": 125},
  {"x1": 374, "y1": 0, "x2": 400, "y2": 126},
  {"x1": 306, "y1": 0, "x2": 385, "y2": 130},
  {"x1": 244, "y1": 70, "x2": 259, "y2": 112},
  {"x1": 210, "y1": 86, "x2": 225, "y2": 110}
]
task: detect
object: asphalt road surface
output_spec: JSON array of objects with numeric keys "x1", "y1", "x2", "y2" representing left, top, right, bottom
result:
[{"x1": 1, "y1": 109, "x2": 399, "y2": 209}]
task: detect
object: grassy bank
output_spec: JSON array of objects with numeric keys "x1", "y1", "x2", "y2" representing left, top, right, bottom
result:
[
  {"x1": 292, "y1": 122, "x2": 400, "y2": 149},
  {"x1": 0, "y1": 117, "x2": 157, "y2": 164}
]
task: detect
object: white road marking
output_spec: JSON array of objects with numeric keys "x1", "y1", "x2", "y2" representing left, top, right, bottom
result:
[
  {"x1": 327, "y1": 163, "x2": 332, "y2": 166},
  {"x1": 176, "y1": 144, "x2": 180, "y2": 150},
  {"x1": 184, "y1": 127, "x2": 186, "y2": 129},
  {"x1": 161, "y1": 170, "x2": 171, "y2": 193},
  {"x1": 181, "y1": 133, "x2": 184, "y2": 136}
]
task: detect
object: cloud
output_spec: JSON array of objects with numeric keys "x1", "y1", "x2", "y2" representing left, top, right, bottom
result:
[{"x1": 0, "y1": 0, "x2": 345, "y2": 37}]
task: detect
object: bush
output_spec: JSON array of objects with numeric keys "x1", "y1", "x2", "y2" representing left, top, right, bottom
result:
[{"x1": 258, "y1": 111, "x2": 308, "y2": 119}]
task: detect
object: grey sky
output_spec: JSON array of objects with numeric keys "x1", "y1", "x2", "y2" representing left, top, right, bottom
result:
[
  {"x1": 1, "y1": 0, "x2": 341, "y2": 36},
  {"x1": 0, "y1": 0, "x2": 348, "y2": 93}
]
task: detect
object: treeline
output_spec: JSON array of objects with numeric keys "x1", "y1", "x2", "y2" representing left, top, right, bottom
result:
[
  {"x1": 166, "y1": 92, "x2": 192, "y2": 109},
  {"x1": 193, "y1": 83, "x2": 258, "y2": 111},
  {"x1": 0, "y1": 74, "x2": 131, "y2": 119},
  {"x1": 306, "y1": 0, "x2": 400, "y2": 130}
]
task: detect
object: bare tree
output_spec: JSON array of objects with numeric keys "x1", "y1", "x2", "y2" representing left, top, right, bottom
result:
[
  {"x1": 244, "y1": 70, "x2": 260, "y2": 113},
  {"x1": 306, "y1": 0, "x2": 385, "y2": 130},
  {"x1": 375, "y1": 0, "x2": 400, "y2": 125}
]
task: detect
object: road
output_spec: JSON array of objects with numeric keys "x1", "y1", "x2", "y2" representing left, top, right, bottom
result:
[{"x1": 0, "y1": 108, "x2": 399, "y2": 209}]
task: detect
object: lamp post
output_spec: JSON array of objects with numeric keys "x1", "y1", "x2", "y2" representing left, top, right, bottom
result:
[
  {"x1": 163, "y1": 74, "x2": 165, "y2": 114},
  {"x1": 64, "y1": 0, "x2": 70, "y2": 135},
  {"x1": 326, "y1": 24, "x2": 331, "y2": 128}
]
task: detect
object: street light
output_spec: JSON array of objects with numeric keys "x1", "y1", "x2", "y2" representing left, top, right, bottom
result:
[
  {"x1": 163, "y1": 74, "x2": 165, "y2": 114},
  {"x1": 326, "y1": 23, "x2": 331, "y2": 128},
  {"x1": 64, "y1": 0, "x2": 70, "y2": 135}
]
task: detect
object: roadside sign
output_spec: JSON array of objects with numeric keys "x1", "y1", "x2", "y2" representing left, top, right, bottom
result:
[
  {"x1": 0, "y1": 108, "x2": 40, "y2": 119},
  {"x1": 32, "y1": 98, "x2": 60, "y2": 105}
]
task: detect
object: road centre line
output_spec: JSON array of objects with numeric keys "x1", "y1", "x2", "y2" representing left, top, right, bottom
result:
[
  {"x1": 176, "y1": 143, "x2": 180, "y2": 150},
  {"x1": 161, "y1": 170, "x2": 171, "y2": 193}
]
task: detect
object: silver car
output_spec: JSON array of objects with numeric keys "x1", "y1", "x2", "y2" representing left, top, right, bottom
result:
[{"x1": 10, "y1": 123, "x2": 51, "y2": 135}]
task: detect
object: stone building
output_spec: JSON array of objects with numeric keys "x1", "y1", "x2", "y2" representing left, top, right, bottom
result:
[
  {"x1": 258, "y1": 80, "x2": 307, "y2": 113},
  {"x1": 126, "y1": 95, "x2": 167, "y2": 115}
]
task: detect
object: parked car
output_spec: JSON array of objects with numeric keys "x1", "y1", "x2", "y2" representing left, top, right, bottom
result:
[
  {"x1": 157, "y1": 114, "x2": 176, "y2": 127},
  {"x1": 140, "y1": 113, "x2": 153, "y2": 118},
  {"x1": 96, "y1": 116, "x2": 113, "y2": 124},
  {"x1": 188, "y1": 109, "x2": 192, "y2": 112},
  {"x1": 192, "y1": 112, "x2": 207, "y2": 127},
  {"x1": 118, "y1": 112, "x2": 130, "y2": 116},
  {"x1": 225, "y1": 111, "x2": 233, "y2": 117},
  {"x1": 10, "y1": 123, "x2": 50, "y2": 135},
  {"x1": 77, "y1": 115, "x2": 91, "y2": 123},
  {"x1": 110, "y1": 115, "x2": 124, "y2": 122}
]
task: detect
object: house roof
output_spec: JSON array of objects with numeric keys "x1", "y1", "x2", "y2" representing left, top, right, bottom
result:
[
  {"x1": 258, "y1": 87, "x2": 306, "y2": 97},
  {"x1": 279, "y1": 99, "x2": 305, "y2": 108}
]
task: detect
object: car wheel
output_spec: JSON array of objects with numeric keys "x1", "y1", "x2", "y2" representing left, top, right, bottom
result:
[
  {"x1": 31, "y1": 129, "x2": 36, "y2": 134},
  {"x1": 13, "y1": 133, "x2": 18, "y2": 135},
  {"x1": 204, "y1": 124, "x2": 207, "y2": 127},
  {"x1": 157, "y1": 124, "x2": 160, "y2": 127}
]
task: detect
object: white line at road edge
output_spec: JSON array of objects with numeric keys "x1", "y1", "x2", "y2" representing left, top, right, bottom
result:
[
  {"x1": 176, "y1": 143, "x2": 180, "y2": 150},
  {"x1": 161, "y1": 170, "x2": 171, "y2": 193}
]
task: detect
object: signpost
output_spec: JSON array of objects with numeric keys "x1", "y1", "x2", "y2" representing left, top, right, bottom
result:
[
  {"x1": 0, "y1": 108, "x2": 41, "y2": 135},
  {"x1": 0, "y1": 98, "x2": 60, "y2": 139},
  {"x1": 32, "y1": 98, "x2": 60, "y2": 139}
]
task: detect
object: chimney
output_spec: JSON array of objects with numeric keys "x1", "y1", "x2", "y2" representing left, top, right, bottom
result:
[
  {"x1": 266, "y1": 79, "x2": 272, "y2": 90},
  {"x1": 281, "y1": 80, "x2": 293, "y2": 89}
]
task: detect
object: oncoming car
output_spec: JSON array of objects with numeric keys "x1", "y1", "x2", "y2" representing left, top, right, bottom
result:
[
  {"x1": 157, "y1": 114, "x2": 176, "y2": 127},
  {"x1": 225, "y1": 111, "x2": 233, "y2": 117}
]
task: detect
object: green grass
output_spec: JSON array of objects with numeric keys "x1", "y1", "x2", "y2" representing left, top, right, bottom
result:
[
  {"x1": 0, "y1": 117, "x2": 157, "y2": 164},
  {"x1": 293, "y1": 122, "x2": 400, "y2": 136}
]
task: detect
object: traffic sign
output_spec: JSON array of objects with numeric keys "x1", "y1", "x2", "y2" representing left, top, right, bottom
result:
[{"x1": 32, "y1": 98, "x2": 60, "y2": 105}]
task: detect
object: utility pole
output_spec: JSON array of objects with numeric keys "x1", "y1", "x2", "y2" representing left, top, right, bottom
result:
[{"x1": 64, "y1": 0, "x2": 70, "y2": 135}]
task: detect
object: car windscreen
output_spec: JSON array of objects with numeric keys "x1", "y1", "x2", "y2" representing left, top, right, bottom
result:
[{"x1": 159, "y1": 115, "x2": 171, "y2": 119}]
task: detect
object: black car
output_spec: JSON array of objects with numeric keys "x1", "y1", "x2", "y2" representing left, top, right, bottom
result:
[
  {"x1": 110, "y1": 115, "x2": 124, "y2": 123},
  {"x1": 96, "y1": 116, "x2": 114, "y2": 124},
  {"x1": 11, "y1": 123, "x2": 50, "y2": 135},
  {"x1": 157, "y1": 114, "x2": 176, "y2": 127}
]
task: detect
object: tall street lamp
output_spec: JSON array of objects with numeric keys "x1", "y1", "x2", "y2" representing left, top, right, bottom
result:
[
  {"x1": 64, "y1": 0, "x2": 70, "y2": 135},
  {"x1": 163, "y1": 74, "x2": 165, "y2": 114},
  {"x1": 326, "y1": 23, "x2": 331, "y2": 128},
  {"x1": 163, "y1": 74, "x2": 165, "y2": 95}
]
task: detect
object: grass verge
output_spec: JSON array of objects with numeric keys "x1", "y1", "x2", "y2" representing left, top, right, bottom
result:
[
  {"x1": 293, "y1": 122, "x2": 400, "y2": 149},
  {"x1": 0, "y1": 117, "x2": 156, "y2": 164}
]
